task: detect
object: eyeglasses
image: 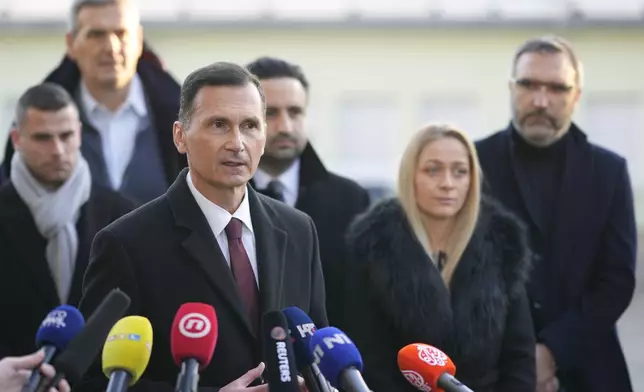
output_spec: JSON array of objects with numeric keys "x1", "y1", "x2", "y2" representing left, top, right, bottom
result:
[{"x1": 512, "y1": 78, "x2": 575, "y2": 95}]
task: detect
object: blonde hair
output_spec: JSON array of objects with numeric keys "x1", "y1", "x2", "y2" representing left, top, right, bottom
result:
[{"x1": 397, "y1": 122, "x2": 482, "y2": 285}]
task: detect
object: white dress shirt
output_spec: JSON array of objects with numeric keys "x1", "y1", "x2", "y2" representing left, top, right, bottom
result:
[
  {"x1": 185, "y1": 171, "x2": 259, "y2": 287},
  {"x1": 80, "y1": 74, "x2": 148, "y2": 190},
  {"x1": 253, "y1": 159, "x2": 300, "y2": 207}
]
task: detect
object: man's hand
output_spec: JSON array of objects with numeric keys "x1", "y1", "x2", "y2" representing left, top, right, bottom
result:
[
  {"x1": 220, "y1": 363, "x2": 309, "y2": 392},
  {"x1": 0, "y1": 350, "x2": 70, "y2": 392},
  {"x1": 536, "y1": 344, "x2": 558, "y2": 392},
  {"x1": 40, "y1": 363, "x2": 71, "y2": 392},
  {"x1": 297, "y1": 376, "x2": 308, "y2": 392},
  {"x1": 220, "y1": 363, "x2": 268, "y2": 391}
]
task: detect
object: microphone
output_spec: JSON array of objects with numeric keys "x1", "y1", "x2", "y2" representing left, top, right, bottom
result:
[
  {"x1": 22, "y1": 305, "x2": 85, "y2": 392},
  {"x1": 309, "y1": 327, "x2": 370, "y2": 392},
  {"x1": 35, "y1": 289, "x2": 131, "y2": 392},
  {"x1": 102, "y1": 316, "x2": 153, "y2": 392},
  {"x1": 170, "y1": 303, "x2": 218, "y2": 392},
  {"x1": 261, "y1": 310, "x2": 300, "y2": 391},
  {"x1": 398, "y1": 343, "x2": 473, "y2": 392},
  {"x1": 282, "y1": 307, "x2": 331, "y2": 392}
]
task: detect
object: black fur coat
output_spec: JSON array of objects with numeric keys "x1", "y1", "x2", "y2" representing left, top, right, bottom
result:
[{"x1": 339, "y1": 197, "x2": 536, "y2": 392}]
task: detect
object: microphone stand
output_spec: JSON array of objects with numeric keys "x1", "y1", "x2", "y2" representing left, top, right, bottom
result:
[{"x1": 175, "y1": 358, "x2": 200, "y2": 392}]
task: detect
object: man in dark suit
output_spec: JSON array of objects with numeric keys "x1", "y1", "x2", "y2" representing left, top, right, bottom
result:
[
  {"x1": 1, "y1": 0, "x2": 186, "y2": 205},
  {"x1": 76, "y1": 62, "x2": 327, "y2": 391},
  {"x1": 476, "y1": 36, "x2": 637, "y2": 392},
  {"x1": 0, "y1": 83, "x2": 135, "y2": 360},
  {"x1": 245, "y1": 57, "x2": 371, "y2": 324}
]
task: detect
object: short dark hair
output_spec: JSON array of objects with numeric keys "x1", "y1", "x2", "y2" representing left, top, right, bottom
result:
[
  {"x1": 245, "y1": 56, "x2": 309, "y2": 92},
  {"x1": 178, "y1": 62, "x2": 265, "y2": 126},
  {"x1": 69, "y1": 0, "x2": 137, "y2": 34},
  {"x1": 15, "y1": 82, "x2": 76, "y2": 127},
  {"x1": 512, "y1": 35, "x2": 583, "y2": 86}
]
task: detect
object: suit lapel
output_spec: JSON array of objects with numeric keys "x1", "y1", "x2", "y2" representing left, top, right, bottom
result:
[
  {"x1": 549, "y1": 128, "x2": 594, "y2": 272},
  {"x1": 167, "y1": 170, "x2": 256, "y2": 338},
  {"x1": 0, "y1": 185, "x2": 59, "y2": 306},
  {"x1": 70, "y1": 190, "x2": 99, "y2": 305},
  {"x1": 294, "y1": 143, "x2": 328, "y2": 211},
  {"x1": 247, "y1": 188, "x2": 288, "y2": 315}
]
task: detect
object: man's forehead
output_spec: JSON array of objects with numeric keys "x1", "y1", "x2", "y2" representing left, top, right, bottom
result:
[
  {"x1": 22, "y1": 107, "x2": 77, "y2": 127},
  {"x1": 515, "y1": 52, "x2": 576, "y2": 82},
  {"x1": 196, "y1": 85, "x2": 262, "y2": 108},
  {"x1": 77, "y1": 3, "x2": 138, "y2": 29},
  {"x1": 261, "y1": 78, "x2": 306, "y2": 101}
]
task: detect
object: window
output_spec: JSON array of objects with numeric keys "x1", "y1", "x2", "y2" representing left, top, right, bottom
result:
[
  {"x1": 581, "y1": 93, "x2": 644, "y2": 193},
  {"x1": 418, "y1": 96, "x2": 485, "y2": 141},
  {"x1": 334, "y1": 95, "x2": 401, "y2": 182}
]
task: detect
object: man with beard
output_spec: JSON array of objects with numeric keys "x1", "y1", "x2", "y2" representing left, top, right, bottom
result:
[
  {"x1": 245, "y1": 57, "x2": 371, "y2": 324},
  {"x1": 475, "y1": 36, "x2": 637, "y2": 392}
]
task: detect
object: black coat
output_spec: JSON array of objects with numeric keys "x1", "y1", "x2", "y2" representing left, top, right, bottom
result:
[
  {"x1": 1, "y1": 43, "x2": 186, "y2": 187},
  {"x1": 75, "y1": 169, "x2": 328, "y2": 392},
  {"x1": 475, "y1": 124, "x2": 637, "y2": 391},
  {"x1": 341, "y1": 197, "x2": 536, "y2": 392},
  {"x1": 251, "y1": 144, "x2": 370, "y2": 324},
  {"x1": 0, "y1": 182, "x2": 135, "y2": 359}
]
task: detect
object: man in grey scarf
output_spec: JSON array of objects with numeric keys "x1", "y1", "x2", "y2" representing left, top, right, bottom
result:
[
  {"x1": 11, "y1": 134, "x2": 91, "y2": 303},
  {"x1": 0, "y1": 83, "x2": 135, "y2": 360},
  {"x1": 9, "y1": 84, "x2": 92, "y2": 304}
]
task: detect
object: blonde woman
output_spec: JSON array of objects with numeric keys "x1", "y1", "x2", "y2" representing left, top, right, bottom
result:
[{"x1": 340, "y1": 123, "x2": 536, "y2": 391}]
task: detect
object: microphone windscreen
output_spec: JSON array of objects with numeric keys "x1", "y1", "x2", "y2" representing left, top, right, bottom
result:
[
  {"x1": 261, "y1": 310, "x2": 300, "y2": 392},
  {"x1": 308, "y1": 327, "x2": 363, "y2": 388},
  {"x1": 52, "y1": 289, "x2": 131, "y2": 384},
  {"x1": 170, "y1": 303, "x2": 218, "y2": 370},
  {"x1": 397, "y1": 343, "x2": 456, "y2": 391},
  {"x1": 282, "y1": 306, "x2": 317, "y2": 369},
  {"x1": 101, "y1": 316, "x2": 153, "y2": 385},
  {"x1": 36, "y1": 305, "x2": 85, "y2": 351}
]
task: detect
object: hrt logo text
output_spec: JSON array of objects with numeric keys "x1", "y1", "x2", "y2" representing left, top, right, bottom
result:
[{"x1": 296, "y1": 323, "x2": 316, "y2": 338}]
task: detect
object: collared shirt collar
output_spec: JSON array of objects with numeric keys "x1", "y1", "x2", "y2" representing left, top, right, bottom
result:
[
  {"x1": 80, "y1": 73, "x2": 147, "y2": 117},
  {"x1": 186, "y1": 171, "x2": 254, "y2": 236},
  {"x1": 253, "y1": 159, "x2": 300, "y2": 200}
]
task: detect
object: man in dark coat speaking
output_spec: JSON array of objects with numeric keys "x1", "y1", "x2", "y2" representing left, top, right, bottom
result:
[{"x1": 76, "y1": 62, "x2": 327, "y2": 391}]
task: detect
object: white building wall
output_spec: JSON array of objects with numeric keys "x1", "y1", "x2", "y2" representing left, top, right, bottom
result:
[{"x1": 1, "y1": 27, "x2": 642, "y2": 225}]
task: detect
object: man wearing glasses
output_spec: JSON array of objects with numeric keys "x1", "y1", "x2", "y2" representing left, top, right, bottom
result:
[{"x1": 475, "y1": 36, "x2": 636, "y2": 392}]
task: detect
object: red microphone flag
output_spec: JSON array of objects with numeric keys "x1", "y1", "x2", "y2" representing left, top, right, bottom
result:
[{"x1": 170, "y1": 303, "x2": 218, "y2": 370}]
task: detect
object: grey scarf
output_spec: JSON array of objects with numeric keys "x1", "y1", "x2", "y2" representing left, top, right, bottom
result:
[{"x1": 10, "y1": 152, "x2": 91, "y2": 303}]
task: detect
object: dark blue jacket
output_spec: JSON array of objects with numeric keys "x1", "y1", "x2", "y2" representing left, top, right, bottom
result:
[{"x1": 476, "y1": 123, "x2": 637, "y2": 392}]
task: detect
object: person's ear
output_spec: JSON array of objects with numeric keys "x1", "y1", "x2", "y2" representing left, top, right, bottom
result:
[
  {"x1": 10, "y1": 128, "x2": 21, "y2": 151},
  {"x1": 173, "y1": 121, "x2": 187, "y2": 154}
]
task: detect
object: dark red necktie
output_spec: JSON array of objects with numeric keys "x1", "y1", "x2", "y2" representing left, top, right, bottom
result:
[{"x1": 225, "y1": 218, "x2": 260, "y2": 334}]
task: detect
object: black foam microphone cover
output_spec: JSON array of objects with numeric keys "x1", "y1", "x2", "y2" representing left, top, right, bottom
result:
[{"x1": 261, "y1": 310, "x2": 300, "y2": 392}]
